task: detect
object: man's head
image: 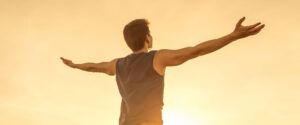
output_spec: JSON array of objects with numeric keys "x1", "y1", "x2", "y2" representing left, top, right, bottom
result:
[{"x1": 123, "y1": 19, "x2": 153, "y2": 52}]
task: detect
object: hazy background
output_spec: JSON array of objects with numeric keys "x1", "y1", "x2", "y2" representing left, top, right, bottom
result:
[{"x1": 1, "y1": 0, "x2": 299, "y2": 125}]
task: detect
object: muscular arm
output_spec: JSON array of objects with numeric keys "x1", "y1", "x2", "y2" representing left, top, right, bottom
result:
[
  {"x1": 60, "y1": 57, "x2": 117, "y2": 76},
  {"x1": 154, "y1": 17, "x2": 265, "y2": 75}
]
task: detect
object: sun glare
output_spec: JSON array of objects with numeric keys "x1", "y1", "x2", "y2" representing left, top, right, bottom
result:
[{"x1": 163, "y1": 110, "x2": 198, "y2": 125}]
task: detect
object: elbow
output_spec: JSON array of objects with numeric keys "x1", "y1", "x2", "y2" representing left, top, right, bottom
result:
[
  {"x1": 179, "y1": 48, "x2": 200, "y2": 62},
  {"x1": 190, "y1": 46, "x2": 209, "y2": 58}
]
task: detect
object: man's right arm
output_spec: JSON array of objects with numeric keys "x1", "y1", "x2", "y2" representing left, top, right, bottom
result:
[
  {"x1": 60, "y1": 57, "x2": 117, "y2": 76},
  {"x1": 153, "y1": 17, "x2": 265, "y2": 75}
]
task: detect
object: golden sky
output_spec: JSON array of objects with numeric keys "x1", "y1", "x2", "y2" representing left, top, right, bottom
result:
[{"x1": 1, "y1": 0, "x2": 300, "y2": 125}]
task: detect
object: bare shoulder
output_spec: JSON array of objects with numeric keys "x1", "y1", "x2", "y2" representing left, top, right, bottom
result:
[
  {"x1": 106, "y1": 58, "x2": 119, "y2": 76},
  {"x1": 153, "y1": 49, "x2": 170, "y2": 76},
  {"x1": 154, "y1": 49, "x2": 174, "y2": 59}
]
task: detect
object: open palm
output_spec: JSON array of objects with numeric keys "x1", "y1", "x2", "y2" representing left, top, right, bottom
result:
[
  {"x1": 232, "y1": 17, "x2": 265, "y2": 39},
  {"x1": 60, "y1": 57, "x2": 76, "y2": 68}
]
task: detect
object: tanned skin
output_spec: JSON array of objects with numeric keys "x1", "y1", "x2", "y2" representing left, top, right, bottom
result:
[{"x1": 61, "y1": 17, "x2": 265, "y2": 77}]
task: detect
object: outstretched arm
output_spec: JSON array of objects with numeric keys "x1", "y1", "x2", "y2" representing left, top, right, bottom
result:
[
  {"x1": 60, "y1": 57, "x2": 117, "y2": 76},
  {"x1": 154, "y1": 17, "x2": 265, "y2": 75}
]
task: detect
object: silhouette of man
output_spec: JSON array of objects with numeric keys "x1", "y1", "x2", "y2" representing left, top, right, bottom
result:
[{"x1": 61, "y1": 17, "x2": 265, "y2": 125}]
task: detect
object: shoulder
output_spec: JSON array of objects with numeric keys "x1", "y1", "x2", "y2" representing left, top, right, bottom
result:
[{"x1": 152, "y1": 50, "x2": 166, "y2": 76}]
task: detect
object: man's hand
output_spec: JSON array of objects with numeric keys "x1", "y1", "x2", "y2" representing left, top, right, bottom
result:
[
  {"x1": 231, "y1": 17, "x2": 265, "y2": 39},
  {"x1": 60, "y1": 57, "x2": 76, "y2": 68}
]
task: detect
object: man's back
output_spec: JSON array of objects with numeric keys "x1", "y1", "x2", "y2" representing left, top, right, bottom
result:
[{"x1": 116, "y1": 50, "x2": 164, "y2": 125}]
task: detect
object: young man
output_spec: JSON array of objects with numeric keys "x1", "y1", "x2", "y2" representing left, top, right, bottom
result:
[{"x1": 61, "y1": 17, "x2": 265, "y2": 125}]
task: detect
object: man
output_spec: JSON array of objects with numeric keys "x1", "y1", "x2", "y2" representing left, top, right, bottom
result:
[{"x1": 61, "y1": 17, "x2": 265, "y2": 125}]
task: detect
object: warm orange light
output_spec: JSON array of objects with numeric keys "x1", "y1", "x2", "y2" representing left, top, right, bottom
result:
[
  {"x1": 1, "y1": 0, "x2": 300, "y2": 125},
  {"x1": 163, "y1": 110, "x2": 199, "y2": 125}
]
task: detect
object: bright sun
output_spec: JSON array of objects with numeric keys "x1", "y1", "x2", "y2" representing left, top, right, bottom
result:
[{"x1": 163, "y1": 110, "x2": 198, "y2": 125}]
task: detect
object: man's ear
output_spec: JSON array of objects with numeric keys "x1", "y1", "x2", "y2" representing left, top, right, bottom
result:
[
  {"x1": 145, "y1": 35, "x2": 150, "y2": 43},
  {"x1": 145, "y1": 34, "x2": 152, "y2": 48}
]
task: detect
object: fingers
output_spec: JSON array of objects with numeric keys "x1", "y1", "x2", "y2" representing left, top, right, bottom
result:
[
  {"x1": 233, "y1": 16, "x2": 265, "y2": 37},
  {"x1": 60, "y1": 57, "x2": 76, "y2": 68},
  {"x1": 236, "y1": 17, "x2": 246, "y2": 26},
  {"x1": 250, "y1": 24, "x2": 265, "y2": 32},
  {"x1": 60, "y1": 57, "x2": 71, "y2": 64},
  {"x1": 246, "y1": 22, "x2": 261, "y2": 29},
  {"x1": 60, "y1": 57, "x2": 69, "y2": 62},
  {"x1": 60, "y1": 57, "x2": 67, "y2": 61},
  {"x1": 249, "y1": 24, "x2": 265, "y2": 35}
]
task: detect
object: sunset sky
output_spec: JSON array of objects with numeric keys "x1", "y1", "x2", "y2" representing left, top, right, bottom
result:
[{"x1": 1, "y1": 0, "x2": 299, "y2": 125}]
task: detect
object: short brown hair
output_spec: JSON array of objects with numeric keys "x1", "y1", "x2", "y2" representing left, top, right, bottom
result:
[{"x1": 123, "y1": 19, "x2": 150, "y2": 51}]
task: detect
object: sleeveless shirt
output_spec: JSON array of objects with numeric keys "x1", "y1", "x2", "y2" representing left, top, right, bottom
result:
[{"x1": 116, "y1": 50, "x2": 164, "y2": 125}]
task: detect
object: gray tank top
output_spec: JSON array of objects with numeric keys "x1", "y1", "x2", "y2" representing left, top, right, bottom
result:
[{"x1": 116, "y1": 50, "x2": 164, "y2": 125}]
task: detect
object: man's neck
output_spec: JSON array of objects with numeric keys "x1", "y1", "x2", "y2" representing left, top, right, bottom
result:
[{"x1": 133, "y1": 48, "x2": 149, "y2": 54}]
